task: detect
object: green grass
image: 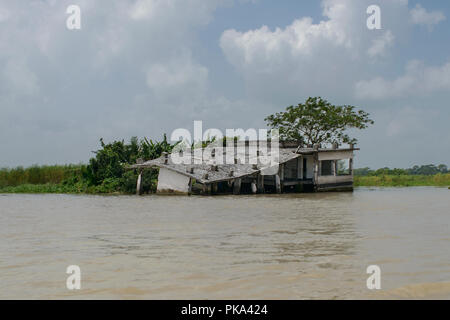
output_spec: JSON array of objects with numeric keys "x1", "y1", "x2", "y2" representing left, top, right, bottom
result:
[
  {"x1": 0, "y1": 165, "x2": 84, "y2": 187},
  {"x1": 0, "y1": 183, "x2": 83, "y2": 194},
  {"x1": 0, "y1": 182, "x2": 145, "y2": 194},
  {"x1": 354, "y1": 173, "x2": 450, "y2": 187}
]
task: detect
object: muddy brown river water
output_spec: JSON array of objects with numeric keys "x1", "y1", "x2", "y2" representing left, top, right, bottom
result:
[{"x1": 0, "y1": 187, "x2": 449, "y2": 299}]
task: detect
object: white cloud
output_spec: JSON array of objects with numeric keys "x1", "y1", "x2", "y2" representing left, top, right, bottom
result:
[
  {"x1": 146, "y1": 52, "x2": 209, "y2": 100},
  {"x1": 3, "y1": 59, "x2": 39, "y2": 96},
  {"x1": 386, "y1": 106, "x2": 426, "y2": 137},
  {"x1": 410, "y1": 4, "x2": 446, "y2": 29},
  {"x1": 129, "y1": 0, "x2": 158, "y2": 20},
  {"x1": 0, "y1": 0, "x2": 230, "y2": 166},
  {"x1": 219, "y1": 0, "x2": 415, "y2": 103},
  {"x1": 220, "y1": 1, "x2": 355, "y2": 70},
  {"x1": 367, "y1": 30, "x2": 394, "y2": 58},
  {"x1": 129, "y1": 0, "x2": 220, "y2": 25},
  {"x1": 355, "y1": 60, "x2": 450, "y2": 99},
  {"x1": 0, "y1": 6, "x2": 9, "y2": 22}
]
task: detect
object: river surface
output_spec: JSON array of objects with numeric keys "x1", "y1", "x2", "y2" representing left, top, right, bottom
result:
[{"x1": 0, "y1": 187, "x2": 449, "y2": 299}]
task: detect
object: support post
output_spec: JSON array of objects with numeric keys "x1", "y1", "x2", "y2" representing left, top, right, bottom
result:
[
  {"x1": 333, "y1": 160, "x2": 337, "y2": 176},
  {"x1": 313, "y1": 154, "x2": 319, "y2": 190},
  {"x1": 202, "y1": 183, "x2": 211, "y2": 195},
  {"x1": 251, "y1": 180, "x2": 257, "y2": 194},
  {"x1": 136, "y1": 171, "x2": 143, "y2": 195},
  {"x1": 233, "y1": 178, "x2": 242, "y2": 195},
  {"x1": 275, "y1": 174, "x2": 281, "y2": 194},
  {"x1": 257, "y1": 174, "x2": 264, "y2": 193},
  {"x1": 280, "y1": 163, "x2": 285, "y2": 190},
  {"x1": 188, "y1": 178, "x2": 193, "y2": 195}
]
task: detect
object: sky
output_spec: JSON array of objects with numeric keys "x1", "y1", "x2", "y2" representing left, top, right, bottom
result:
[{"x1": 0, "y1": 0, "x2": 449, "y2": 168}]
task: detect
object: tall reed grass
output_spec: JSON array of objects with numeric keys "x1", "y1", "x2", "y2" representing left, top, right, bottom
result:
[
  {"x1": 0, "y1": 165, "x2": 84, "y2": 188},
  {"x1": 354, "y1": 174, "x2": 450, "y2": 187}
]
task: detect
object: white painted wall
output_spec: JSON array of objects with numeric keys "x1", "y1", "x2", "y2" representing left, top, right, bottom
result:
[
  {"x1": 318, "y1": 150, "x2": 353, "y2": 161},
  {"x1": 317, "y1": 175, "x2": 353, "y2": 185},
  {"x1": 305, "y1": 156, "x2": 314, "y2": 179},
  {"x1": 157, "y1": 168, "x2": 190, "y2": 194}
]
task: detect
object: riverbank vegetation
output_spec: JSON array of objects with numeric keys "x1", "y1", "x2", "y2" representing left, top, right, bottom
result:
[
  {"x1": 1, "y1": 159, "x2": 449, "y2": 193},
  {"x1": 354, "y1": 174, "x2": 450, "y2": 187},
  {"x1": 0, "y1": 135, "x2": 174, "y2": 194},
  {"x1": 354, "y1": 164, "x2": 450, "y2": 187}
]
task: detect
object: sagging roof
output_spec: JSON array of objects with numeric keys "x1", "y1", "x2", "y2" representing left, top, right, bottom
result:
[{"x1": 130, "y1": 147, "x2": 301, "y2": 184}]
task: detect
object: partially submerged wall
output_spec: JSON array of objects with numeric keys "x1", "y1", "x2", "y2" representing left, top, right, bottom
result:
[{"x1": 157, "y1": 167, "x2": 190, "y2": 194}]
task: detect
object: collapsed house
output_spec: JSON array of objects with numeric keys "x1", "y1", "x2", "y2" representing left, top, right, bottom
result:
[{"x1": 130, "y1": 141, "x2": 358, "y2": 195}]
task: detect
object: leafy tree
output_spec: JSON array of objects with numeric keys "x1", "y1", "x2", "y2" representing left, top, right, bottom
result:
[
  {"x1": 353, "y1": 167, "x2": 372, "y2": 176},
  {"x1": 437, "y1": 164, "x2": 448, "y2": 174},
  {"x1": 407, "y1": 164, "x2": 441, "y2": 176},
  {"x1": 86, "y1": 135, "x2": 175, "y2": 192},
  {"x1": 265, "y1": 97, "x2": 374, "y2": 146}
]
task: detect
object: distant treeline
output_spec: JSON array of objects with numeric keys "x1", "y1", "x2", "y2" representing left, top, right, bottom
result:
[
  {"x1": 353, "y1": 164, "x2": 450, "y2": 187},
  {"x1": 354, "y1": 164, "x2": 448, "y2": 176},
  {"x1": 354, "y1": 174, "x2": 450, "y2": 187}
]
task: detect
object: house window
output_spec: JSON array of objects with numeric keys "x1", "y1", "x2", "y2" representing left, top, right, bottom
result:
[
  {"x1": 321, "y1": 160, "x2": 333, "y2": 176},
  {"x1": 337, "y1": 159, "x2": 351, "y2": 175}
]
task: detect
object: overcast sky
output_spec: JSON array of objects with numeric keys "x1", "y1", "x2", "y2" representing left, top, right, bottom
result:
[{"x1": 0, "y1": 0, "x2": 449, "y2": 168}]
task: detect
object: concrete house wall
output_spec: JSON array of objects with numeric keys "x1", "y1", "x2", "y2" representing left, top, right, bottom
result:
[
  {"x1": 157, "y1": 167, "x2": 190, "y2": 194},
  {"x1": 316, "y1": 149, "x2": 354, "y2": 191}
]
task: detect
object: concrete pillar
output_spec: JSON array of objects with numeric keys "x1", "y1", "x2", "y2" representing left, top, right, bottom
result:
[
  {"x1": 202, "y1": 183, "x2": 211, "y2": 195},
  {"x1": 251, "y1": 180, "x2": 257, "y2": 194},
  {"x1": 313, "y1": 155, "x2": 319, "y2": 183},
  {"x1": 257, "y1": 174, "x2": 264, "y2": 193},
  {"x1": 297, "y1": 157, "x2": 302, "y2": 180},
  {"x1": 136, "y1": 171, "x2": 143, "y2": 195},
  {"x1": 162, "y1": 152, "x2": 169, "y2": 164},
  {"x1": 233, "y1": 178, "x2": 242, "y2": 195},
  {"x1": 275, "y1": 174, "x2": 281, "y2": 193},
  {"x1": 279, "y1": 164, "x2": 284, "y2": 191},
  {"x1": 188, "y1": 178, "x2": 193, "y2": 195},
  {"x1": 313, "y1": 153, "x2": 319, "y2": 190}
]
